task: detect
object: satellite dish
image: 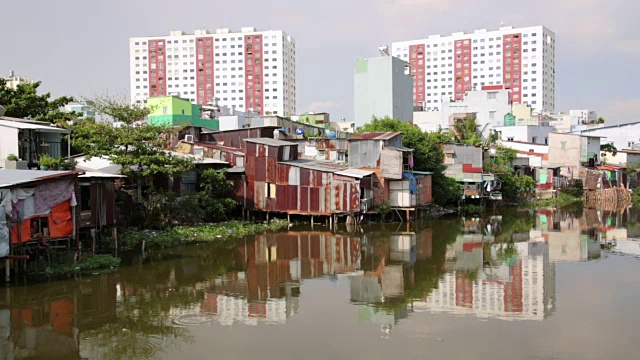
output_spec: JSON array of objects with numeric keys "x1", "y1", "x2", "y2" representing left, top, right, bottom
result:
[{"x1": 0, "y1": 105, "x2": 5, "y2": 117}]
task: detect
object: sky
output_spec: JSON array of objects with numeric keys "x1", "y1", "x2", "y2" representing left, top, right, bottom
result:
[{"x1": 1, "y1": 0, "x2": 639, "y2": 124}]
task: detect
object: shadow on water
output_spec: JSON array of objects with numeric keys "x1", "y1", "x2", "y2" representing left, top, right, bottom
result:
[{"x1": 0, "y1": 207, "x2": 639, "y2": 358}]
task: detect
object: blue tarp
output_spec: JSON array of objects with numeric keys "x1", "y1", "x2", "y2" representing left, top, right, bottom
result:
[{"x1": 402, "y1": 172, "x2": 417, "y2": 195}]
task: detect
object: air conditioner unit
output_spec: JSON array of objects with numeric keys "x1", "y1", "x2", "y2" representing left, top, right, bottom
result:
[{"x1": 185, "y1": 134, "x2": 194, "y2": 142}]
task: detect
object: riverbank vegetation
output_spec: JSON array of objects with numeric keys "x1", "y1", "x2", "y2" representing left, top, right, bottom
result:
[
  {"x1": 120, "y1": 220, "x2": 289, "y2": 250},
  {"x1": 29, "y1": 254, "x2": 121, "y2": 276}
]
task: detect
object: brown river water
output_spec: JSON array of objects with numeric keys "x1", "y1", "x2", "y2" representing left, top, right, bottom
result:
[{"x1": 1, "y1": 208, "x2": 640, "y2": 359}]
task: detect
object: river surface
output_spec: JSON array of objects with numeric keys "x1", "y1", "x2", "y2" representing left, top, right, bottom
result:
[{"x1": 2, "y1": 208, "x2": 640, "y2": 359}]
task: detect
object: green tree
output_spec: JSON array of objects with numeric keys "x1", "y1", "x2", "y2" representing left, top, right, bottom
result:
[
  {"x1": 449, "y1": 118, "x2": 489, "y2": 146},
  {"x1": 357, "y1": 116, "x2": 460, "y2": 205},
  {"x1": 195, "y1": 169, "x2": 238, "y2": 221},
  {"x1": 86, "y1": 94, "x2": 149, "y2": 125},
  {"x1": 597, "y1": 116, "x2": 605, "y2": 124},
  {"x1": 70, "y1": 118, "x2": 193, "y2": 179},
  {"x1": 488, "y1": 146, "x2": 534, "y2": 202},
  {"x1": 0, "y1": 79, "x2": 75, "y2": 122}
]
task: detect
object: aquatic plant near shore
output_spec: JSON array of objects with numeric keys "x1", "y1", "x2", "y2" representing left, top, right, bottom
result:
[{"x1": 120, "y1": 219, "x2": 289, "y2": 250}]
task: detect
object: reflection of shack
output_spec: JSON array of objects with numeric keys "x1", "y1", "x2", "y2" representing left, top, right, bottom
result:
[{"x1": 445, "y1": 234, "x2": 494, "y2": 271}]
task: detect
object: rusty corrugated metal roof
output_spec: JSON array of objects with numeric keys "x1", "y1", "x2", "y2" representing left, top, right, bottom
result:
[
  {"x1": 280, "y1": 159, "x2": 348, "y2": 173},
  {"x1": 194, "y1": 142, "x2": 245, "y2": 155},
  {"x1": 245, "y1": 138, "x2": 298, "y2": 147},
  {"x1": 348, "y1": 132, "x2": 402, "y2": 141}
]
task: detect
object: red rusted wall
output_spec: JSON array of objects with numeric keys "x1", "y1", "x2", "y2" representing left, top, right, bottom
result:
[{"x1": 418, "y1": 174, "x2": 433, "y2": 205}]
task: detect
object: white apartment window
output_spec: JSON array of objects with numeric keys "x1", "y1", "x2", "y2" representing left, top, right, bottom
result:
[{"x1": 487, "y1": 92, "x2": 497, "y2": 100}]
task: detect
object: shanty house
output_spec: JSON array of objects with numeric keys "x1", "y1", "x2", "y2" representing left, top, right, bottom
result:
[
  {"x1": 243, "y1": 138, "x2": 374, "y2": 217},
  {"x1": 0, "y1": 170, "x2": 80, "y2": 260},
  {"x1": 348, "y1": 132, "x2": 432, "y2": 208}
]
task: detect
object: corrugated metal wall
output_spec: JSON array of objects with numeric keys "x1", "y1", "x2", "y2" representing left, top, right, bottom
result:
[
  {"x1": 348, "y1": 141, "x2": 382, "y2": 168},
  {"x1": 381, "y1": 149, "x2": 403, "y2": 179}
]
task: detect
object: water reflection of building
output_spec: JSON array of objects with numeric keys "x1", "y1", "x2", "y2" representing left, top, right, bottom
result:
[
  {"x1": 416, "y1": 237, "x2": 555, "y2": 321},
  {"x1": 193, "y1": 232, "x2": 361, "y2": 326},
  {"x1": 0, "y1": 275, "x2": 118, "y2": 359},
  {"x1": 350, "y1": 230, "x2": 433, "y2": 330},
  {"x1": 533, "y1": 210, "x2": 601, "y2": 261}
]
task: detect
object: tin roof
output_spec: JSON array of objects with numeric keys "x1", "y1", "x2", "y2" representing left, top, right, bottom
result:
[
  {"x1": 348, "y1": 132, "x2": 402, "y2": 141},
  {"x1": 334, "y1": 169, "x2": 375, "y2": 178},
  {"x1": 0, "y1": 169, "x2": 78, "y2": 188},
  {"x1": 245, "y1": 138, "x2": 298, "y2": 146},
  {"x1": 79, "y1": 172, "x2": 126, "y2": 179},
  {"x1": 280, "y1": 159, "x2": 348, "y2": 173},
  {"x1": 386, "y1": 146, "x2": 414, "y2": 152},
  {"x1": 165, "y1": 150, "x2": 229, "y2": 165},
  {"x1": 0, "y1": 119, "x2": 70, "y2": 133},
  {"x1": 194, "y1": 142, "x2": 245, "y2": 155}
]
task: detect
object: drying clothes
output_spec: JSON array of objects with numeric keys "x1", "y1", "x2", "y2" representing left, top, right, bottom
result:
[
  {"x1": 11, "y1": 188, "x2": 34, "y2": 203},
  {"x1": 539, "y1": 172, "x2": 548, "y2": 184},
  {"x1": 34, "y1": 179, "x2": 74, "y2": 214},
  {"x1": 408, "y1": 154, "x2": 415, "y2": 168},
  {"x1": 10, "y1": 219, "x2": 31, "y2": 244},
  {"x1": 0, "y1": 190, "x2": 11, "y2": 216},
  {"x1": 0, "y1": 207, "x2": 9, "y2": 257}
]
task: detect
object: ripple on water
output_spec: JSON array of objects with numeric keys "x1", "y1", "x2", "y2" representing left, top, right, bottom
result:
[
  {"x1": 82, "y1": 333, "x2": 164, "y2": 360},
  {"x1": 172, "y1": 313, "x2": 217, "y2": 326}
]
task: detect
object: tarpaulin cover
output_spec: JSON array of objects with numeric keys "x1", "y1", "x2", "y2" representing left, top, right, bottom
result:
[
  {"x1": 402, "y1": 172, "x2": 417, "y2": 194},
  {"x1": 34, "y1": 179, "x2": 74, "y2": 215},
  {"x1": 49, "y1": 200, "x2": 73, "y2": 239},
  {"x1": 0, "y1": 207, "x2": 9, "y2": 257},
  {"x1": 11, "y1": 219, "x2": 31, "y2": 244}
]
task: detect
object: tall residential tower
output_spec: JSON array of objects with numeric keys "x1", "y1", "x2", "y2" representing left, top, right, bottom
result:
[
  {"x1": 392, "y1": 25, "x2": 555, "y2": 113},
  {"x1": 129, "y1": 27, "x2": 296, "y2": 116}
]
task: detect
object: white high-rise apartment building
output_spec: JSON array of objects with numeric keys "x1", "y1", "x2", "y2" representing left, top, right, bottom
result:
[
  {"x1": 129, "y1": 27, "x2": 296, "y2": 116},
  {"x1": 392, "y1": 25, "x2": 555, "y2": 114}
]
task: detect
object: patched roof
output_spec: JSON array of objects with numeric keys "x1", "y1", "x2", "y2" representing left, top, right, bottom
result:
[
  {"x1": 348, "y1": 132, "x2": 402, "y2": 141},
  {"x1": 0, "y1": 170, "x2": 78, "y2": 188},
  {"x1": 334, "y1": 169, "x2": 376, "y2": 178},
  {"x1": 280, "y1": 159, "x2": 348, "y2": 173},
  {"x1": 245, "y1": 138, "x2": 298, "y2": 146}
]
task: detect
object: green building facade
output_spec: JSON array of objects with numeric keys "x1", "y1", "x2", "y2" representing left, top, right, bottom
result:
[{"x1": 148, "y1": 96, "x2": 219, "y2": 130}]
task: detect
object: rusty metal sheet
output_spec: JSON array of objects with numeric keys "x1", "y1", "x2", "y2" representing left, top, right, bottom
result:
[
  {"x1": 300, "y1": 186, "x2": 309, "y2": 212},
  {"x1": 255, "y1": 158, "x2": 267, "y2": 182},
  {"x1": 333, "y1": 183, "x2": 342, "y2": 212},
  {"x1": 254, "y1": 181, "x2": 265, "y2": 210},
  {"x1": 278, "y1": 164, "x2": 289, "y2": 184},
  {"x1": 310, "y1": 187, "x2": 320, "y2": 212},
  {"x1": 287, "y1": 185, "x2": 298, "y2": 210},
  {"x1": 300, "y1": 168, "x2": 311, "y2": 186},
  {"x1": 276, "y1": 184, "x2": 288, "y2": 211},
  {"x1": 350, "y1": 183, "x2": 360, "y2": 212},
  {"x1": 267, "y1": 157, "x2": 277, "y2": 183},
  {"x1": 323, "y1": 186, "x2": 332, "y2": 214},
  {"x1": 246, "y1": 142, "x2": 257, "y2": 157},
  {"x1": 268, "y1": 145, "x2": 279, "y2": 158},
  {"x1": 245, "y1": 156, "x2": 256, "y2": 180},
  {"x1": 258, "y1": 144, "x2": 267, "y2": 157}
]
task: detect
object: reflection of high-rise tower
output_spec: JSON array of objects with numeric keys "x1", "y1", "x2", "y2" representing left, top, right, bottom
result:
[{"x1": 416, "y1": 240, "x2": 555, "y2": 321}]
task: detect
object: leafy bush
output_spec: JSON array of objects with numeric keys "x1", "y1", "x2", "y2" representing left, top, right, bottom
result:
[
  {"x1": 562, "y1": 180, "x2": 584, "y2": 197},
  {"x1": 465, "y1": 204, "x2": 485, "y2": 214},
  {"x1": 6, "y1": 154, "x2": 19, "y2": 161}
]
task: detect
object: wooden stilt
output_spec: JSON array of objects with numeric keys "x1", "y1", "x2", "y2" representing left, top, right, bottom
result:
[
  {"x1": 330, "y1": 214, "x2": 333, "y2": 231},
  {"x1": 5, "y1": 259, "x2": 10, "y2": 282},
  {"x1": 311, "y1": 215, "x2": 314, "y2": 229},
  {"x1": 112, "y1": 227, "x2": 118, "y2": 257},
  {"x1": 287, "y1": 213, "x2": 291, "y2": 224}
]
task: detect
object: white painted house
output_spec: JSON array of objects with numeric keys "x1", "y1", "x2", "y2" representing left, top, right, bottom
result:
[
  {"x1": 573, "y1": 121, "x2": 640, "y2": 150},
  {"x1": 0, "y1": 118, "x2": 70, "y2": 168}
]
